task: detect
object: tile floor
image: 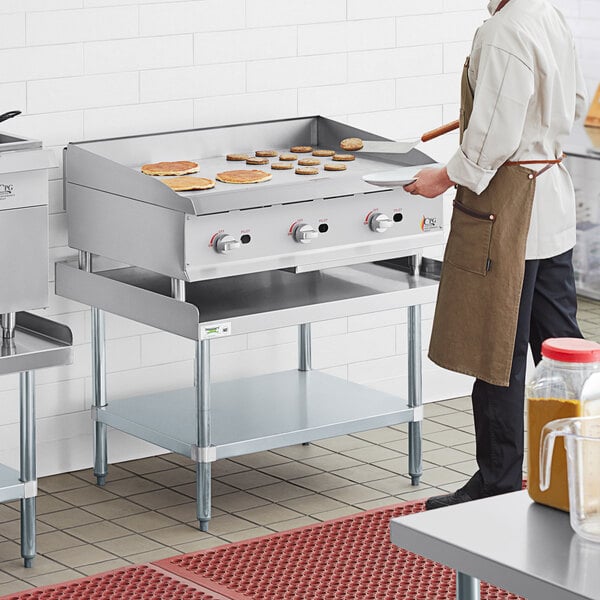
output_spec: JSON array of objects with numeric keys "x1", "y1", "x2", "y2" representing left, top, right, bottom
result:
[{"x1": 0, "y1": 298, "x2": 598, "y2": 596}]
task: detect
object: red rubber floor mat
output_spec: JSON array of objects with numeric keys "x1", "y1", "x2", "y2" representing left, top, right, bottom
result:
[
  {"x1": 0, "y1": 564, "x2": 231, "y2": 600},
  {"x1": 155, "y1": 500, "x2": 525, "y2": 600}
]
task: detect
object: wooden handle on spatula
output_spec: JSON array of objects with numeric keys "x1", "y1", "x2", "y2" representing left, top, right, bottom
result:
[{"x1": 421, "y1": 119, "x2": 460, "y2": 142}]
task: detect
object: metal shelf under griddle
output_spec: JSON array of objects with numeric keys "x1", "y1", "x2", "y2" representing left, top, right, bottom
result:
[
  {"x1": 56, "y1": 259, "x2": 439, "y2": 339},
  {"x1": 0, "y1": 465, "x2": 33, "y2": 503},
  {"x1": 0, "y1": 313, "x2": 73, "y2": 376},
  {"x1": 95, "y1": 370, "x2": 414, "y2": 461}
]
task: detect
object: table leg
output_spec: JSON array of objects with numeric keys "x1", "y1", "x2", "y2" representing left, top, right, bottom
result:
[
  {"x1": 456, "y1": 571, "x2": 480, "y2": 600},
  {"x1": 299, "y1": 323, "x2": 311, "y2": 446},
  {"x1": 20, "y1": 371, "x2": 36, "y2": 568},
  {"x1": 196, "y1": 339, "x2": 212, "y2": 531},
  {"x1": 408, "y1": 303, "x2": 423, "y2": 486},
  {"x1": 92, "y1": 306, "x2": 108, "y2": 486}
]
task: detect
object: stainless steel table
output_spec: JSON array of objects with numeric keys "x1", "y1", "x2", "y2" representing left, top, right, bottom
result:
[{"x1": 390, "y1": 490, "x2": 600, "y2": 600}]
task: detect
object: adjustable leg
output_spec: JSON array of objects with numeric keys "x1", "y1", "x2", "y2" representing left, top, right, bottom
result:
[
  {"x1": 195, "y1": 339, "x2": 212, "y2": 531},
  {"x1": 408, "y1": 303, "x2": 423, "y2": 486},
  {"x1": 299, "y1": 323, "x2": 312, "y2": 445},
  {"x1": 456, "y1": 572, "x2": 480, "y2": 600},
  {"x1": 20, "y1": 371, "x2": 36, "y2": 568}
]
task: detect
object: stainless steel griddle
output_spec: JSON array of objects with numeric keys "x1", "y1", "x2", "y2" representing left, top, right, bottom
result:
[
  {"x1": 56, "y1": 116, "x2": 444, "y2": 530},
  {"x1": 0, "y1": 127, "x2": 73, "y2": 567}
]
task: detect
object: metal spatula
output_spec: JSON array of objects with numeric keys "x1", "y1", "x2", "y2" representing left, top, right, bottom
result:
[{"x1": 352, "y1": 120, "x2": 459, "y2": 154}]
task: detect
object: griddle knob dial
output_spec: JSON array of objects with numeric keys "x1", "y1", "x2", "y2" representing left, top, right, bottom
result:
[
  {"x1": 293, "y1": 223, "x2": 319, "y2": 244},
  {"x1": 369, "y1": 212, "x2": 393, "y2": 233},
  {"x1": 214, "y1": 233, "x2": 241, "y2": 254}
]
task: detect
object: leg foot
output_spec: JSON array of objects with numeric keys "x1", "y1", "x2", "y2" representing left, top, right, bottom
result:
[
  {"x1": 302, "y1": 442, "x2": 310, "y2": 446},
  {"x1": 198, "y1": 520, "x2": 209, "y2": 532},
  {"x1": 24, "y1": 558, "x2": 33, "y2": 569},
  {"x1": 96, "y1": 475, "x2": 106, "y2": 486},
  {"x1": 411, "y1": 475, "x2": 421, "y2": 486}
]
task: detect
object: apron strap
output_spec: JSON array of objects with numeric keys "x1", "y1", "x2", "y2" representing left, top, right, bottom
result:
[{"x1": 505, "y1": 155, "x2": 565, "y2": 179}]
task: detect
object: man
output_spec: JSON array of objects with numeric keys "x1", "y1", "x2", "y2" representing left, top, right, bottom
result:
[{"x1": 404, "y1": 0, "x2": 588, "y2": 509}]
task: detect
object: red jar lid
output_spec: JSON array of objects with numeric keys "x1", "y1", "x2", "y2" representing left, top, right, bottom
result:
[{"x1": 541, "y1": 338, "x2": 600, "y2": 363}]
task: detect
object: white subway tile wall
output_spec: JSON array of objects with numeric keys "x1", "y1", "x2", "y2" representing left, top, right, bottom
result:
[{"x1": 0, "y1": 1, "x2": 597, "y2": 475}]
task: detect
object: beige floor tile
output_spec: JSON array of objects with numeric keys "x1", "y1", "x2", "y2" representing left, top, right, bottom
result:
[
  {"x1": 383, "y1": 438, "x2": 443, "y2": 453},
  {"x1": 112, "y1": 511, "x2": 180, "y2": 533},
  {"x1": 397, "y1": 488, "x2": 443, "y2": 502},
  {"x1": 300, "y1": 454, "x2": 362, "y2": 472},
  {"x1": 355, "y1": 496, "x2": 399, "y2": 511},
  {"x1": 0, "y1": 555, "x2": 67, "y2": 579},
  {"x1": 251, "y1": 482, "x2": 312, "y2": 502},
  {"x1": 217, "y1": 470, "x2": 280, "y2": 490},
  {"x1": 104, "y1": 476, "x2": 162, "y2": 497},
  {"x1": 447, "y1": 459, "x2": 478, "y2": 476},
  {"x1": 421, "y1": 420, "x2": 451, "y2": 435},
  {"x1": 128, "y1": 489, "x2": 190, "y2": 510},
  {"x1": 46, "y1": 545, "x2": 118, "y2": 568},
  {"x1": 311, "y1": 506, "x2": 363, "y2": 521},
  {"x1": 36, "y1": 495, "x2": 72, "y2": 515},
  {"x1": 72, "y1": 465, "x2": 131, "y2": 484},
  {"x1": 365, "y1": 475, "x2": 422, "y2": 496},
  {"x1": 430, "y1": 411, "x2": 475, "y2": 429},
  {"x1": 453, "y1": 441, "x2": 477, "y2": 455},
  {"x1": 38, "y1": 473, "x2": 89, "y2": 494},
  {"x1": 158, "y1": 502, "x2": 198, "y2": 523},
  {"x1": 221, "y1": 527, "x2": 273, "y2": 543},
  {"x1": 313, "y1": 435, "x2": 372, "y2": 453},
  {"x1": 269, "y1": 516, "x2": 319, "y2": 532},
  {"x1": 352, "y1": 427, "x2": 406, "y2": 444},
  {"x1": 173, "y1": 537, "x2": 227, "y2": 554},
  {"x1": 54, "y1": 485, "x2": 118, "y2": 507},
  {"x1": 0, "y1": 580, "x2": 31, "y2": 595},
  {"x1": 0, "y1": 570, "x2": 14, "y2": 584},
  {"x1": 272, "y1": 444, "x2": 331, "y2": 460},
  {"x1": 97, "y1": 534, "x2": 163, "y2": 557},
  {"x1": 440, "y1": 396, "x2": 472, "y2": 411},
  {"x1": 171, "y1": 482, "x2": 196, "y2": 498},
  {"x1": 143, "y1": 524, "x2": 209, "y2": 546},
  {"x1": 23, "y1": 568, "x2": 81, "y2": 587},
  {"x1": 38, "y1": 508, "x2": 102, "y2": 530},
  {"x1": 0, "y1": 505, "x2": 18, "y2": 523},
  {"x1": 212, "y1": 491, "x2": 270, "y2": 513},
  {"x1": 333, "y1": 464, "x2": 395, "y2": 484},
  {"x1": 162, "y1": 454, "x2": 195, "y2": 468},
  {"x1": 1, "y1": 519, "x2": 54, "y2": 541},
  {"x1": 423, "y1": 403, "x2": 457, "y2": 417},
  {"x1": 342, "y1": 445, "x2": 400, "y2": 463},
  {"x1": 144, "y1": 468, "x2": 197, "y2": 488},
  {"x1": 422, "y1": 447, "x2": 474, "y2": 467},
  {"x1": 421, "y1": 466, "x2": 469, "y2": 487},
  {"x1": 424, "y1": 429, "x2": 474, "y2": 447},
  {"x1": 323, "y1": 484, "x2": 386, "y2": 505},
  {"x1": 0, "y1": 541, "x2": 21, "y2": 563},
  {"x1": 117, "y1": 456, "x2": 175, "y2": 475},
  {"x1": 66, "y1": 521, "x2": 132, "y2": 543},
  {"x1": 236, "y1": 504, "x2": 303, "y2": 526},
  {"x1": 211, "y1": 459, "x2": 250, "y2": 477},
  {"x1": 260, "y1": 461, "x2": 322, "y2": 480},
  {"x1": 282, "y1": 494, "x2": 346, "y2": 516},
  {"x1": 36, "y1": 531, "x2": 85, "y2": 554},
  {"x1": 84, "y1": 498, "x2": 146, "y2": 520},
  {"x1": 293, "y1": 472, "x2": 350, "y2": 493},
  {"x1": 202, "y1": 514, "x2": 256, "y2": 536},
  {"x1": 231, "y1": 451, "x2": 291, "y2": 470},
  {"x1": 212, "y1": 480, "x2": 238, "y2": 497},
  {"x1": 372, "y1": 456, "x2": 434, "y2": 475},
  {"x1": 77, "y1": 558, "x2": 132, "y2": 576}
]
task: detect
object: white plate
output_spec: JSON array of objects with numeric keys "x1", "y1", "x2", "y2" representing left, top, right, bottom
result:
[{"x1": 362, "y1": 165, "x2": 435, "y2": 188}]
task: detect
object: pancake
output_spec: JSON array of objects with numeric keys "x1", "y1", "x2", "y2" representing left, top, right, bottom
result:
[
  {"x1": 312, "y1": 149, "x2": 336, "y2": 157},
  {"x1": 161, "y1": 176, "x2": 215, "y2": 191},
  {"x1": 271, "y1": 162, "x2": 294, "y2": 170},
  {"x1": 279, "y1": 153, "x2": 298, "y2": 161},
  {"x1": 141, "y1": 161, "x2": 198, "y2": 176},
  {"x1": 216, "y1": 169, "x2": 272, "y2": 184},
  {"x1": 290, "y1": 145, "x2": 313, "y2": 153},
  {"x1": 255, "y1": 150, "x2": 278, "y2": 157},
  {"x1": 298, "y1": 158, "x2": 321, "y2": 166},
  {"x1": 295, "y1": 167, "x2": 319, "y2": 175},
  {"x1": 227, "y1": 153, "x2": 249, "y2": 161},
  {"x1": 332, "y1": 153, "x2": 355, "y2": 161},
  {"x1": 324, "y1": 163, "x2": 347, "y2": 171},
  {"x1": 246, "y1": 157, "x2": 269, "y2": 165},
  {"x1": 340, "y1": 138, "x2": 363, "y2": 151}
]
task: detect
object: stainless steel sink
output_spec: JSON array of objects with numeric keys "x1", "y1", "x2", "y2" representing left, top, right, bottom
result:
[{"x1": 0, "y1": 132, "x2": 41, "y2": 152}]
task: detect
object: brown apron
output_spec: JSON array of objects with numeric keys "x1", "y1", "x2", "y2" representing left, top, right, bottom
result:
[{"x1": 428, "y1": 56, "x2": 562, "y2": 387}]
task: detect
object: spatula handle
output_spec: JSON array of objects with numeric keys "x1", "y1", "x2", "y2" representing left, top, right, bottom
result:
[{"x1": 421, "y1": 120, "x2": 460, "y2": 142}]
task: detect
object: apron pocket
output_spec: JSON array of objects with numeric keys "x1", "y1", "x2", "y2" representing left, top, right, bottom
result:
[{"x1": 445, "y1": 200, "x2": 495, "y2": 276}]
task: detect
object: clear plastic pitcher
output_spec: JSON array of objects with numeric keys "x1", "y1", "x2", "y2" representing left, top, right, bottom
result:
[{"x1": 540, "y1": 411, "x2": 600, "y2": 542}]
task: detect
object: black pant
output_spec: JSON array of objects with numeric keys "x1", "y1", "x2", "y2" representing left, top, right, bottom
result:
[{"x1": 464, "y1": 249, "x2": 582, "y2": 498}]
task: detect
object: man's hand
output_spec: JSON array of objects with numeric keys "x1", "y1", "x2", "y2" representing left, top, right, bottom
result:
[{"x1": 403, "y1": 167, "x2": 454, "y2": 198}]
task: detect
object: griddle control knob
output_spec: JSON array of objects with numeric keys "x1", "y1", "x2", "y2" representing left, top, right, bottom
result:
[
  {"x1": 293, "y1": 223, "x2": 319, "y2": 244},
  {"x1": 369, "y1": 212, "x2": 393, "y2": 233},
  {"x1": 214, "y1": 233, "x2": 241, "y2": 254}
]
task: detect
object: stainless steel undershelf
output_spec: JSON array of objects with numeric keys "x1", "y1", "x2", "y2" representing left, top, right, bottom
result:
[
  {"x1": 0, "y1": 465, "x2": 28, "y2": 503},
  {"x1": 56, "y1": 260, "x2": 439, "y2": 339},
  {"x1": 0, "y1": 313, "x2": 74, "y2": 376},
  {"x1": 95, "y1": 370, "x2": 414, "y2": 460}
]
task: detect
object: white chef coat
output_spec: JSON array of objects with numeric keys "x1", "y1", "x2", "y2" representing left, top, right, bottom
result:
[{"x1": 445, "y1": 0, "x2": 588, "y2": 260}]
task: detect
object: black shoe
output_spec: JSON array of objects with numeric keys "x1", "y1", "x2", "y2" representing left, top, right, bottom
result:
[{"x1": 425, "y1": 488, "x2": 476, "y2": 510}]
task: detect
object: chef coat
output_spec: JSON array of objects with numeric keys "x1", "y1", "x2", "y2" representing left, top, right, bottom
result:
[{"x1": 445, "y1": 0, "x2": 588, "y2": 260}]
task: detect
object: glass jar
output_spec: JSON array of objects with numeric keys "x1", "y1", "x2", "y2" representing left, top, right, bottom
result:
[{"x1": 527, "y1": 338, "x2": 600, "y2": 512}]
